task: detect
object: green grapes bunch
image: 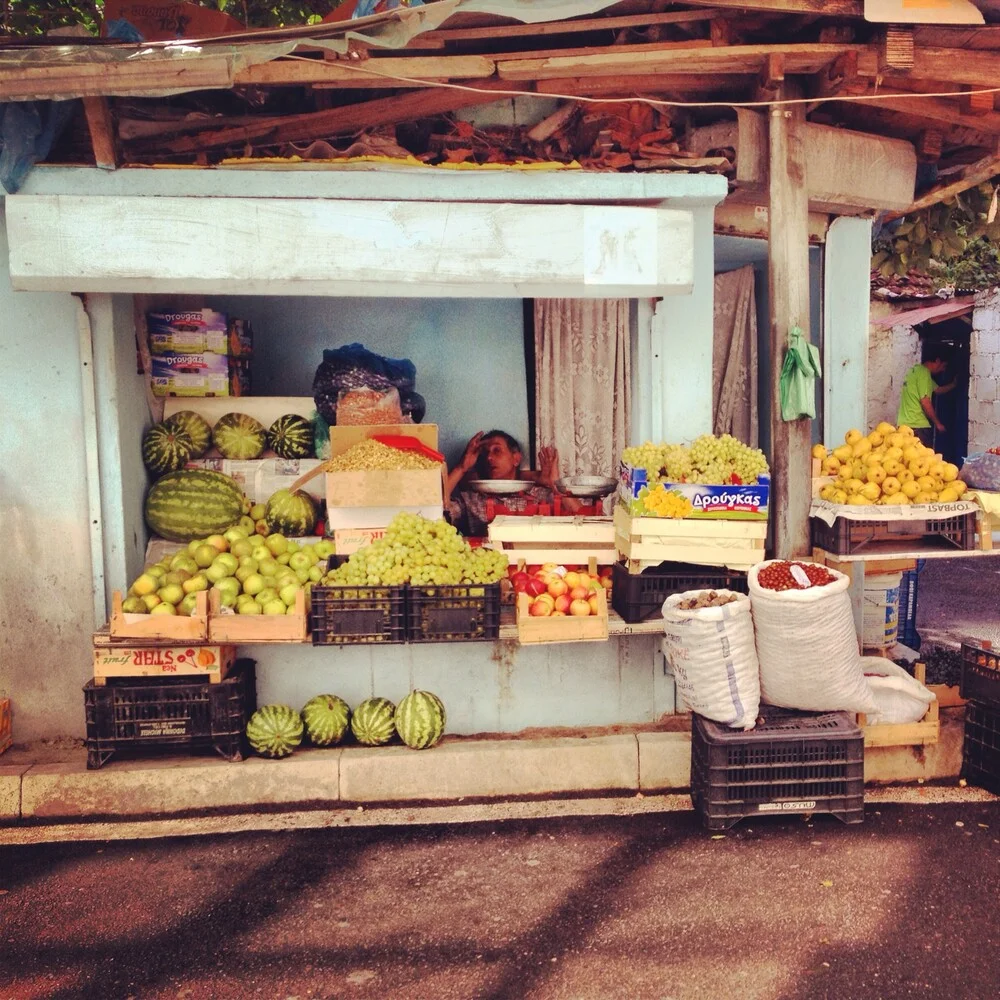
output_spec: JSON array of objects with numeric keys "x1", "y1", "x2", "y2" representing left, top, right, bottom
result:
[
  {"x1": 622, "y1": 434, "x2": 769, "y2": 486},
  {"x1": 321, "y1": 513, "x2": 510, "y2": 588}
]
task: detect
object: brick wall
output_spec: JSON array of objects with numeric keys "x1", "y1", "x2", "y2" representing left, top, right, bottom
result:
[{"x1": 970, "y1": 290, "x2": 1000, "y2": 453}]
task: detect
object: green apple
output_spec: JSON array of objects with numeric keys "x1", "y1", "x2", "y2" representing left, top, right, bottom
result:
[
  {"x1": 262, "y1": 599, "x2": 287, "y2": 616},
  {"x1": 206, "y1": 534, "x2": 229, "y2": 553},
  {"x1": 121, "y1": 596, "x2": 147, "y2": 614},
  {"x1": 140, "y1": 593, "x2": 162, "y2": 611},
  {"x1": 170, "y1": 554, "x2": 199, "y2": 574},
  {"x1": 238, "y1": 599, "x2": 262, "y2": 615},
  {"x1": 157, "y1": 583, "x2": 185, "y2": 606},
  {"x1": 242, "y1": 573, "x2": 266, "y2": 597},
  {"x1": 288, "y1": 551, "x2": 312, "y2": 573},
  {"x1": 235, "y1": 565, "x2": 257, "y2": 584},
  {"x1": 163, "y1": 569, "x2": 191, "y2": 586},
  {"x1": 249, "y1": 503, "x2": 266, "y2": 521},
  {"x1": 230, "y1": 539, "x2": 254, "y2": 559},
  {"x1": 308, "y1": 565, "x2": 324, "y2": 583},
  {"x1": 256, "y1": 587, "x2": 279, "y2": 607},
  {"x1": 150, "y1": 601, "x2": 175, "y2": 616},
  {"x1": 279, "y1": 584, "x2": 301, "y2": 607},
  {"x1": 147, "y1": 565, "x2": 166, "y2": 580},
  {"x1": 216, "y1": 576, "x2": 241, "y2": 599},
  {"x1": 206, "y1": 561, "x2": 231, "y2": 584},
  {"x1": 132, "y1": 572, "x2": 159, "y2": 596},
  {"x1": 295, "y1": 568, "x2": 310, "y2": 584},
  {"x1": 286, "y1": 541, "x2": 300, "y2": 555},
  {"x1": 193, "y1": 544, "x2": 218, "y2": 568},
  {"x1": 187, "y1": 539, "x2": 201, "y2": 554},
  {"x1": 314, "y1": 540, "x2": 334, "y2": 560},
  {"x1": 265, "y1": 533, "x2": 288, "y2": 556},
  {"x1": 224, "y1": 527, "x2": 248, "y2": 546},
  {"x1": 178, "y1": 593, "x2": 199, "y2": 616},
  {"x1": 215, "y1": 553, "x2": 239, "y2": 575},
  {"x1": 182, "y1": 573, "x2": 209, "y2": 594},
  {"x1": 239, "y1": 515, "x2": 257, "y2": 534},
  {"x1": 257, "y1": 557, "x2": 279, "y2": 578},
  {"x1": 276, "y1": 553, "x2": 290, "y2": 566}
]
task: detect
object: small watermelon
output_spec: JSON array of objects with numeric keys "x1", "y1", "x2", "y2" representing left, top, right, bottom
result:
[
  {"x1": 163, "y1": 409, "x2": 212, "y2": 459},
  {"x1": 301, "y1": 694, "x2": 351, "y2": 747},
  {"x1": 350, "y1": 697, "x2": 396, "y2": 746},
  {"x1": 142, "y1": 423, "x2": 194, "y2": 477},
  {"x1": 395, "y1": 690, "x2": 446, "y2": 750},
  {"x1": 145, "y1": 469, "x2": 245, "y2": 542},
  {"x1": 268, "y1": 414, "x2": 315, "y2": 460},
  {"x1": 246, "y1": 704, "x2": 304, "y2": 758},
  {"x1": 213, "y1": 412, "x2": 266, "y2": 460},
  {"x1": 264, "y1": 488, "x2": 318, "y2": 536}
]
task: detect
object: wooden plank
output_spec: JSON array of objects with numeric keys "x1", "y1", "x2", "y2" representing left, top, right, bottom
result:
[
  {"x1": 129, "y1": 82, "x2": 526, "y2": 155},
  {"x1": 109, "y1": 589, "x2": 209, "y2": 641},
  {"x1": 535, "y1": 74, "x2": 751, "y2": 97},
  {"x1": 208, "y1": 588, "x2": 307, "y2": 642},
  {"x1": 497, "y1": 43, "x2": 867, "y2": 81},
  {"x1": 93, "y1": 643, "x2": 234, "y2": 685},
  {"x1": 487, "y1": 516, "x2": 615, "y2": 544},
  {"x1": 849, "y1": 93, "x2": 1000, "y2": 135},
  {"x1": 7, "y1": 195, "x2": 695, "y2": 299},
  {"x1": 769, "y1": 95, "x2": 813, "y2": 560},
  {"x1": 236, "y1": 54, "x2": 495, "y2": 87},
  {"x1": 715, "y1": 201, "x2": 831, "y2": 242},
  {"x1": 880, "y1": 26, "x2": 915, "y2": 71},
  {"x1": 883, "y1": 151, "x2": 1000, "y2": 219},
  {"x1": 680, "y1": 0, "x2": 863, "y2": 13},
  {"x1": 494, "y1": 547, "x2": 618, "y2": 567},
  {"x1": 857, "y1": 45, "x2": 1000, "y2": 86},
  {"x1": 82, "y1": 96, "x2": 117, "y2": 170},
  {"x1": 859, "y1": 699, "x2": 939, "y2": 747}
]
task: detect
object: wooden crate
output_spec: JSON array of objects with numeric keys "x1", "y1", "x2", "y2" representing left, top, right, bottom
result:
[
  {"x1": 613, "y1": 505, "x2": 767, "y2": 573},
  {"x1": 110, "y1": 589, "x2": 209, "y2": 641},
  {"x1": 928, "y1": 684, "x2": 966, "y2": 709},
  {"x1": 487, "y1": 515, "x2": 616, "y2": 567},
  {"x1": 858, "y1": 662, "x2": 941, "y2": 747},
  {"x1": 208, "y1": 588, "x2": 308, "y2": 642},
  {"x1": 516, "y1": 587, "x2": 609, "y2": 645},
  {"x1": 0, "y1": 698, "x2": 10, "y2": 754},
  {"x1": 92, "y1": 643, "x2": 235, "y2": 686}
]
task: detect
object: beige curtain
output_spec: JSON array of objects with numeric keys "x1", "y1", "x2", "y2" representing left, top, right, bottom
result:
[
  {"x1": 713, "y1": 266, "x2": 759, "y2": 447},
  {"x1": 534, "y1": 299, "x2": 631, "y2": 477}
]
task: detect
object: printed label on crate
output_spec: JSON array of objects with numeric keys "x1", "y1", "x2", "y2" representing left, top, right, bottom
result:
[
  {"x1": 94, "y1": 647, "x2": 219, "y2": 673},
  {"x1": 757, "y1": 800, "x2": 817, "y2": 813},
  {"x1": 618, "y1": 462, "x2": 769, "y2": 520},
  {"x1": 137, "y1": 720, "x2": 190, "y2": 738},
  {"x1": 809, "y1": 498, "x2": 979, "y2": 526}
]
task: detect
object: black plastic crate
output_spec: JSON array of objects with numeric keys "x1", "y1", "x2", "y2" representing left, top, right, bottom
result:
[
  {"x1": 898, "y1": 565, "x2": 922, "y2": 650},
  {"x1": 811, "y1": 510, "x2": 976, "y2": 556},
  {"x1": 960, "y1": 639, "x2": 1000, "y2": 707},
  {"x1": 311, "y1": 584, "x2": 407, "y2": 645},
  {"x1": 407, "y1": 583, "x2": 501, "y2": 642},
  {"x1": 611, "y1": 560, "x2": 749, "y2": 623},
  {"x1": 962, "y1": 701, "x2": 1000, "y2": 795},
  {"x1": 690, "y1": 706, "x2": 865, "y2": 831},
  {"x1": 84, "y1": 659, "x2": 256, "y2": 770}
]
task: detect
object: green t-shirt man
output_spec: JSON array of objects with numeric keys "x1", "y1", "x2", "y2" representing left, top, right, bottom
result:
[{"x1": 896, "y1": 353, "x2": 952, "y2": 434}]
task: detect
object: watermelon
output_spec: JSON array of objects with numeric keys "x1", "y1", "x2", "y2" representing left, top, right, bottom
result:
[
  {"x1": 246, "y1": 704, "x2": 304, "y2": 758},
  {"x1": 163, "y1": 409, "x2": 212, "y2": 459},
  {"x1": 265, "y1": 488, "x2": 318, "y2": 536},
  {"x1": 145, "y1": 469, "x2": 244, "y2": 542},
  {"x1": 350, "y1": 697, "x2": 396, "y2": 746},
  {"x1": 268, "y1": 414, "x2": 315, "y2": 460},
  {"x1": 301, "y1": 694, "x2": 351, "y2": 746},
  {"x1": 213, "y1": 412, "x2": 266, "y2": 460},
  {"x1": 142, "y1": 423, "x2": 194, "y2": 477},
  {"x1": 395, "y1": 690, "x2": 446, "y2": 750}
]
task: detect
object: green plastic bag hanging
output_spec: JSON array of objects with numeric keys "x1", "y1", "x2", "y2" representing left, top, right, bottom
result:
[{"x1": 779, "y1": 325, "x2": 822, "y2": 421}]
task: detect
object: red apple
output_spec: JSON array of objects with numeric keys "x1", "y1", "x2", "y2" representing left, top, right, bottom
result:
[
  {"x1": 569, "y1": 599, "x2": 591, "y2": 617},
  {"x1": 526, "y1": 578, "x2": 547, "y2": 598},
  {"x1": 529, "y1": 599, "x2": 553, "y2": 617},
  {"x1": 598, "y1": 566, "x2": 613, "y2": 579},
  {"x1": 526, "y1": 565, "x2": 542, "y2": 576},
  {"x1": 569, "y1": 586, "x2": 590, "y2": 602},
  {"x1": 563, "y1": 571, "x2": 581, "y2": 590},
  {"x1": 576, "y1": 573, "x2": 592, "y2": 589},
  {"x1": 554, "y1": 594, "x2": 571, "y2": 614},
  {"x1": 547, "y1": 578, "x2": 568, "y2": 598},
  {"x1": 552, "y1": 610, "x2": 567, "y2": 616},
  {"x1": 512, "y1": 572, "x2": 531, "y2": 593}
]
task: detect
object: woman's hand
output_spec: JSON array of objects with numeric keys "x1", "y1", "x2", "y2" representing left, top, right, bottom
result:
[{"x1": 538, "y1": 446, "x2": 560, "y2": 488}]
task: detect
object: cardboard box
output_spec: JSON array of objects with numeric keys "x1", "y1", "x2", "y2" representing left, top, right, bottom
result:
[
  {"x1": 151, "y1": 353, "x2": 251, "y2": 397},
  {"x1": 0, "y1": 698, "x2": 10, "y2": 754},
  {"x1": 334, "y1": 527, "x2": 387, "y2": 555},
  {"x1": 326, "y1": 424, "x2": 444, "y2": 509},
  {"x1": 148, "y1": 310, "x2": 253, "y2": 358},
  {"x1": 618, "y1": 462, "x2": 769, "y2": 520},
  {"x1": 186, "y1": 457, "x2": 325, "y2": 503},
  {"x1": 92, "y1": 644, "x2": 235, "y2": 685}
]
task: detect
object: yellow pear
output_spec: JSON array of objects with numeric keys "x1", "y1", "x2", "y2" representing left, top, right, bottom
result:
[
  {"x1": 833, "y1": 444, "x2": 853, "y2": 464},
  {"x1": 916, "y1": 475, "x2": 936, "y2": 492},
  {"x1": 883, "y1": 492, "x2": 910, "y2": 506},
  {"x1": 942, "y1": 463, "x2": 959, "y2": 483},
  {"x1": 902, "y1": 446, "x2": 920, "y2": 464},
  {"x1": 866, "y1": 465, "x2": 887, "y2": 485},
  {"x1": 883, "y1": 458, "x2": 902, "y2": 477},
  {"x1": 837, "y1": 465, "x2": 853, "y2": 482},
  {"x1": 929, "y1": 461, "x2": 945, "y2": 479},
  {"x1": 898, "y1": 469, "x2": 915, "y2": 484},
  {"x1": 885, "y1": 446, "x2": 903, "y2": 462},
  {"x1": 899, "y1": 425, "x2": 915, "y2": 438},
  {"x1": 861, "y1": 482, "x2": 882, "y2": 502},
  {"x1": 914, "y1": 492, "x2": 935, "y2": 504},
  {"x1": 847, "y1": 494, "x2": 870, "y2": 506},
  {"x1": 938, "y1": 487, "x2": 959, "y2": 502},
  {"x1": 845, "y1": 428, "x2": 863, "y2": 446},
  {"x1": 910, "y1": 457, "x2": 932, "y2": 477},
  {"x1": 820, "y1": 484, "x2": 837, "y2": 502},
  {"x1": 876, "y1": 421, "x2": 896, "y2": 436},
  {"x1": 832, "y1": 489, "x2": 848, "y2": 505},
  {"x1": 852, "y1": 438, "x2": 873, "y2": 458},
  {"x1": 812, "y1": 443, "x2": 828, "y2": 460},
  {"x1": 823, "y1": 456, "x2": 842, "y2": 475},
  {"x1": 887, "y1": 432, "x2": 907, "y2": 449},
  {"x1": 852, "y1": 462, "x2": 867, "y2": 480},
  {"x1": 882, "y1": 476, "x2": 901, "y2": 496},
  {"x1": 954, "y1": 481, "x2": 968, "y2": 496},
  {"x1": 868, "y1": 430, "x2": 885, "y2": 447},
  {"x1": 901, "y1": 481, "x2": 920, "y2": 499},
  {"x1": 844, "y1": 478, "x2": 865, "y2": 495}
]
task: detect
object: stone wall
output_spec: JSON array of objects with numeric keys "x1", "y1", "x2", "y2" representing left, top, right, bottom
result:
[
  {"x1": 867, "y1": 301, "x2": 921, "y2": 428},
  {"x1": 970, "y1": 290, "x2": 1000, "y2": 453}
]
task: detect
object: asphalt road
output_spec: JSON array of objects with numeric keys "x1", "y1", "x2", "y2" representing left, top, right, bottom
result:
[
  {"x1": 3, "y1": 803, "x2": 1000, "y2": 1000},
  {"x1": 914, "y1": 552, "x2": 1000, "y2": 650}
]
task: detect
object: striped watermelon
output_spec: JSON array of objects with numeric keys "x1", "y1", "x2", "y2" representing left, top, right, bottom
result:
[
  {"x1": 395, "y1": 690, "x2": 446, "y2": 750},
  {"x1": 142, "y1": 423, "x2": 193, "y2": 477},
  {"x1": 163, "y1": 409, "x2": 212, "y2": 459},
  {"x1": 246, "y1": 704, "x2": 304, "y2": 758},
  {"x1": 268, "y1": 414, "x2": 315, "y2": 460},
  {"x1": 264, "y1": 488, "x2": 318, "y2": 536},
  {"x1": 145, "y1": 469, "x2": 244, "y2": 542},
  {"x1": 301, "y1": 694, "x2": 350, "y2": 747},
  {"x1": 213, "y1": 412, "x2": 266, "y2": 460},
  {"x1": 350, "y1": 697, "x2": 396, "y2": 746}
]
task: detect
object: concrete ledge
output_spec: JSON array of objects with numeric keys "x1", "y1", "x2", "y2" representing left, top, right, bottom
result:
[
  {"x1": 637, "y1": 732, "x2": 692, "y2": 792},
  {"x1": 20, "y1": 751, "x2": 341, "y2": 821},
  {"x1": 0, "y1": 765, "x2": 30, "y2": 820},
  {"x1": 339, "y1": 735, "x2": 640, "y2": 804}
]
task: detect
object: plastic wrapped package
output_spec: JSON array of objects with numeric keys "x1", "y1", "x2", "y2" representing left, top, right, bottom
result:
[
  {"x1": 961, "y1": 452, "x2": 1000, "y2": 492},
  {"x1": 336, "y1": 386, "x2": 403, "y2": 426},
  {"x1": 312, "y1": 343, "x2": 416, "y2": 425}
]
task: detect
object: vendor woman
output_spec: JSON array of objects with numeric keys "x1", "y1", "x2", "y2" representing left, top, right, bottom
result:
[{"x1": 444, "y1": 430, "x2": 580, "y2": 536}]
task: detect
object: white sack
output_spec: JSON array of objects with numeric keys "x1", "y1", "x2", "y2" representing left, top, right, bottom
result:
[
  {"x1": 861, "y1": 657, "x2": 935, "y2": 725},
  {"x1": 749, "y1": 561, "x2": 878, "y2": 714},
  {"x1": 661, "y1": 590, "x2": 760, "y2": 730}
]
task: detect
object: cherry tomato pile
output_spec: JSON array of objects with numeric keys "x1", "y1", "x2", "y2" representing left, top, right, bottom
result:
[{"x1": 757, "y1": 561, "x2": 837, "y2": 592}]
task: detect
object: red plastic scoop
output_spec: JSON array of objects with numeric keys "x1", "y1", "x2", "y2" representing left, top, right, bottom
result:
[{"x1": 371, "y1": 434, "x2": 445, "y2": 463}]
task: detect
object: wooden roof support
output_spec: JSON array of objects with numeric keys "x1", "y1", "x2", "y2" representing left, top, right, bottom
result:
[
  {"x1": 961, "y1": 86, "x2": 995, "y2": 115},
  {"x1": 681, "y1": 0, "x2": 863, "y2": 13},
  {"x1": 768, "y1": 97, "x2": 813, "y2": 559},
  {"x1": 755, "y1": 52, "x2": 785, "y2": 103},
  {"x1": 883, "y1": 149, "x2": 1000, "y2": 220},
  {"x1": 879, "y1": 26, "x2": 915, "y2": 71},
  {"x1": 857, "y1": 46, "x2": 1000, "y2": 86},
  {"x1": 82, "y1": 97, "x2": 117, "y2": 170}
]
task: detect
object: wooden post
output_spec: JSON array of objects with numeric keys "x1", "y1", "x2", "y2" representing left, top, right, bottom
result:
[{"x1": 768, "y1": 95, "x2": 812, "y2": 559}]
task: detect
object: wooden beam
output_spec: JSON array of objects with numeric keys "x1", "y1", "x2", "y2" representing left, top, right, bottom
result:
[
  {"x1": 810, "y1": 51, "x2": 858, "y2": 101},
  {"x1": 715, "y1": 201, "x2": 830, "y2": 242},
  {"x1": 879, "y1": 26, "x2": 915, "y2": 71},
  {"x1": 534, "y1": 74, "x2": 751, "y2": 97},
  {"x1": 768, "y1": 98, "x2": 813, "y2": 559},
  {"x1": 679, "y1": 0, "x2": 863, "y2": 13},
  {"x1": 883, "y1": 150, "x2": 1000, "y2": 219},
  {"x1": 498, "y1": 43, "x2": 866, "y2": 81},
  {"x1": 236, "y1": 54, "x2": 494, "y2": 88},
  {"x1": 855, "y1": 93, "x2": 1000, "y2": 135},
  {"x1": 857, "y1": 45, "x2": 1000, "y2": 86},
  {"x1": 916, "y1": 128, "x2": 944, "y2": 162},
  {"x1": 961, "y1": 85, "x2": 995, "y2": 115},
  {"x1": 126, "y1": 82, "x2": 527, "y2": 156},
  {"x1": 755, "y1": 52, "x2": 785, "y2": 103},
  {"x1": 82, "y1": 96, "x2": 117, "y2": 170}
]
